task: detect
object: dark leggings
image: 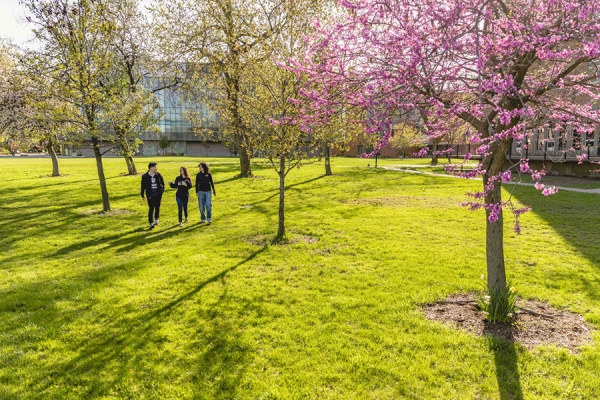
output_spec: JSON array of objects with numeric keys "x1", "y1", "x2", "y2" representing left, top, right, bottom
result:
[
  {"x1": 176, "y1": 196, "x2": 189, "y2": 222},
  {"x1": 147, "y1": 195, "x2": 162, "y2": 223}
]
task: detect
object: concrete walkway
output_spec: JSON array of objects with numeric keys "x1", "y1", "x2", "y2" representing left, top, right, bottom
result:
[{"x1": 383, "y1": 165, "x2": 600, "y2": 194}]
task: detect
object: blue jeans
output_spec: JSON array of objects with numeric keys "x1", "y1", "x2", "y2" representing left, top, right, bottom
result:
[
  {"x1": 197, "y1": 191, "x2": 212, "y2": 221},
  {"x1": 176, "y1": 196, "x2": 189, "y2": 222}
]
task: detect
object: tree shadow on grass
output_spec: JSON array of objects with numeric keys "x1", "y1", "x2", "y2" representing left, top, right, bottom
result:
[
  {"x1": 510, "y1": 187, "x2": 600, "y2": 302},
  {"x1": 0, "y1": 175, "x2": 124, "y2": 197},
  {"x1": 42, "y1": 221, "x2": 211, "y2": 258},
  {"x1": 9, "y1": 246, "x2": 268, "y2": 398},
  {"x1": 486, "y1": 333, "x2": 523, "y2": 400},
  {"x1": 0, "y1": 194, "x2": 136, "y2": 264}
]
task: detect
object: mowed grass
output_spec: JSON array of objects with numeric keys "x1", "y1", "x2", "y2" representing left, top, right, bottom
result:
[{"x1": 0, "y1": 156, "x2": 599, "y2": 399}]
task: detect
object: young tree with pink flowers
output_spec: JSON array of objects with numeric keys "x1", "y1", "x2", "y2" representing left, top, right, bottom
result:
[{"x1": 292, "y1": 0, "x2": 600, "y2": 316}]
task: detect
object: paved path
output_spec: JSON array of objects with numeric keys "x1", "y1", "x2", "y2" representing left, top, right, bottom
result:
[{"x1": 383, "y1": 165, "x2": 600, "y2": 194}]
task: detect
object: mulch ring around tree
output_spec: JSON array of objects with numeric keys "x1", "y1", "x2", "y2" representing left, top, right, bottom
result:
[{"x1": 423, "y1": 294, "x2": 594, "y2": 352}]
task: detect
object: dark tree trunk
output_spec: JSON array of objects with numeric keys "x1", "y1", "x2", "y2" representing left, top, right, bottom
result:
[
  {"x1": 431, "y1": 142, "x2": 439, "y2": 165},
  {"x1": 47, "y1": 137, "x2": 60, "y2": 177},
  {"x1": 92, "y1": 136, "x2": 111, "y2": 212},
  {"x1": 483, "y1": 139, "x2": 512, "y2": 292},
  {"x1": 276, "y1": 157, "x2": 286, "y2": 241},
  {"x1": 125, "y1": 155, "x2": 135, "y2": 175},
  {"x1": 484, "y1": 180, "x2": 506, "y2": 292},
  {"x1": 120, "y1": 137, "x2": 138, "y2": 175},
  {"x1": 236, "y1": 133, "x2": 253, "y2": 177},
  {"x1": 227, "y1": 74, "x2": 252, "y2": 178},
  {"x1": 323, "y1": 143, "x2": 332, "y2": 175}
]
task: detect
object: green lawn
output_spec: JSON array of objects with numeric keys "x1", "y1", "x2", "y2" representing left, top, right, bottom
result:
[{"x1": 1, "y1": 156, "x2": 599, "y2": 399}]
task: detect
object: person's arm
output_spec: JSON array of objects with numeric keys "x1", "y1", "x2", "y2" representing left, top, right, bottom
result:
[
  {"x1": 159, "y1": 173, "x2": 165, "y2": 194},
  {"x1": 195, "y1": 174, "x2": 200, "y2": 195},
  {"x1": 209, "y1": 174, "x2": 216, "y2": 195},
  {"x1": 140, "y1": 175, "x2": 146, "y2": 199},
  {"x1": 169, "y1": 177, "x2": 178, "y2": 189},
  {"x1": 186, "y1": 178, "x2": 193, "y2": 189}
]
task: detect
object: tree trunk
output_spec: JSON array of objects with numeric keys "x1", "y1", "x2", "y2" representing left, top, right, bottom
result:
[
  {"x1": 47, "y1": 137, "x2": 60, "y2": 177},
  {"x1": 236, "y1": 132, "x2": 252, "y2": 177},
  {"x1": 92, "y1": 136, "x2": 111, "y2": 212},
  {"x1": 485, "y1": 179, "x2": 506, "y2": 292},
  {"x1": 114, "y1": 126, "x2": 138, "y2": 175},
  {"x1": 431, "y1": 142, "x2": 439, "y2": 165},
  {"x1": 227, "y1": 74, "x2": 252, "y2": 178},
  {"x1": 127, "y1": 155, "x2": 138, "y2": 175},
  {"x1": 122, "y1": 139, "x2": 138, "y2": 175},
  {"x1": 276, "y1": 157, "x2": 286, "y2": 241},
  {"x1": 323, "y1": 143, "x2": 332, "y2": 175},
  {"x1": 483, "y1": 139, "x2": 512, "y2": 292}
]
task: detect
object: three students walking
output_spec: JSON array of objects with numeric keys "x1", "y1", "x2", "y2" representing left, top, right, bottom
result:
[{"x1": 141, "y1": 161, "x2": 217, "y2": 229}]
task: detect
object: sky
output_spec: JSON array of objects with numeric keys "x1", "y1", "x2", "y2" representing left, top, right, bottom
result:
[
  {"x1": 0, "y1": 0, "x2": 34, "y2": 45},
  {"x1": 0, "y1": 0, "x2": 154, "y2": 46}
]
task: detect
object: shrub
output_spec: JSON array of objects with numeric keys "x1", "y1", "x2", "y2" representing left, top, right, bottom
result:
[{"x1": 476, "y1": 276, "x2": 518, "y2": 323}]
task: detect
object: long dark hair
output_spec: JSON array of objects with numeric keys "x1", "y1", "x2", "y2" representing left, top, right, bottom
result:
[
  {"x1": 199, "y1": 162, "x2": 210, "y2": 175},
  {"x1": 180, "y1": 166, "x2": 190, "y2": 179}
]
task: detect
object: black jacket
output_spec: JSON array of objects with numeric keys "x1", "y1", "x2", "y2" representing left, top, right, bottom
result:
[
  {"x1": 195, "y1": 172, "x2": 216, "y2": 194},
  {"x1": 169, "y1": 176, "x2": 193, "y2": 198},
  {"x1": 141, "y1": 171, "x2": 165, "y2": 198}
]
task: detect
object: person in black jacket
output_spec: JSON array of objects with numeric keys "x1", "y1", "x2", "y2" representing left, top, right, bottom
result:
[
  {"x1": 196, "y1": 162, "x2": 216, "y2": 223},
  {"x1": 169, "y1": 166, "x2": 193, "y2": 227},
  {"x1": 141, "y1": 162, "x2": 165, "y2": 229}
]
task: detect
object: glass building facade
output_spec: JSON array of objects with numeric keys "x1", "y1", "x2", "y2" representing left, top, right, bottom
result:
[{"x1": 138, "y1": 78, "x2": 231, "y2": 157}]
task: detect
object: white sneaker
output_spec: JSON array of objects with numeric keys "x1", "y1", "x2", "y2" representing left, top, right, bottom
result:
[
  {"x1": 154, "y1": 219, "x2": 159, "y2": 225},
  {"x1": 184, "y1": 218, "x2": 188, "y2": 223},
  {"x1": 149, "y1": 223, "x2": 154, "y2": 230},
  {"x1": 207, "y1": 219, "x2": 212, "y2": 223},
  {"x1": 179, "y1": 222, "x2": 183, "y2": 227}
]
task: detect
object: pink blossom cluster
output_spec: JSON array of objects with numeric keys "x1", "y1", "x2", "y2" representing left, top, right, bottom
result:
[
  {"x1": 413, "y1": 147, "x2": 429, "y2": 157},
  {"x1": 541, "y1": 186, "x2": 559, "y2": 196},
  {"x1": 576, "y1": 154, "x2": 588, "y2": 164},
  {"x1": 485, "y1": 203, "x2": 503, "y2": 223}
]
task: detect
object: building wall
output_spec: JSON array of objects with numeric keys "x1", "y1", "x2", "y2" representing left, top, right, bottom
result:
[
  {"x1": 63, "y1": 143, "x2": 117, "y2": 157},
  {"x1": 187, "y1": 142, "x2": 231, "y2": 157}
]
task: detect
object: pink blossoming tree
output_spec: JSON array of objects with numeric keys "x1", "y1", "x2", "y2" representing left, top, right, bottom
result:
[{"x1": 291, "y1": 0, "x2": 600, "y2": 295}]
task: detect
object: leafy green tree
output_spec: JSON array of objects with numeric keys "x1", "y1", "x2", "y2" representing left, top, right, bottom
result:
[
  {"x1": 241, "y1": 5, "x2": 327, "y2": 241},
  {"x1": 311, "y1": 109, "x2": 364, "y2": 175},
  {"x1": 158, "y1": 134, "x2": 170, "y2": 155},
  {"x1": 24, "y1": 0, "x2": 122, "y2": 211},
  {"x1": 0, "y1": 41, "x2": 24, "y2": 156},
  {"x1": 244, "y1": 62, "x2": 309, "y2": 241},
  {"x1": 389, "y1": 123, "x2": 425, "y2": 159}
]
